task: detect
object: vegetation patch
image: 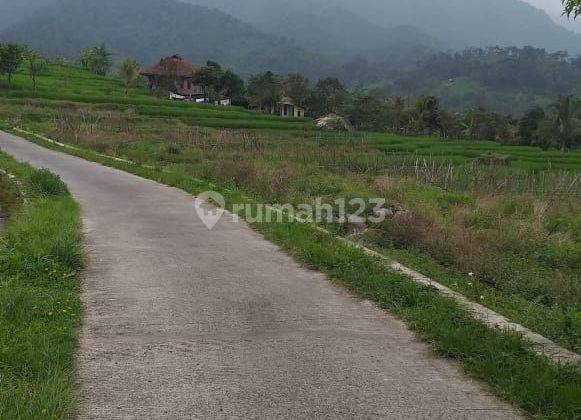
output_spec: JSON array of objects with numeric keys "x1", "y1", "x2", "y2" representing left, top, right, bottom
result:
[
  {"x1": 0, "y1": 151, "x2": 83, "y2": 419},
  {"x1": 0, "y1": 171, "x2": 21, "y2": 218},
  {"x1": 6, "y1": 100, "x2": 581, "y2": 352},
  {"x1": 2, "y1": 63, "x2": 580, "y2": 418},
  {"x1": 10, "y1": 128, "x2": 581, "y2": 419}
]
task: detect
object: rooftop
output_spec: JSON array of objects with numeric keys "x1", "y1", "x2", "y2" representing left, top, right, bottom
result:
[{"x1": 141, "y1": 55, "x2": 196, "y2": 78}]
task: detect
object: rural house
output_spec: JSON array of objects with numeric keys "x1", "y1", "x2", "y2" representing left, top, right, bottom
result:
[
  {"x1": 280, "y1": 96, "x2": 305, "y2": 118},
  {"x1": 141, "y1": 55, "x2": 204, "y2": 101},
  {"x1": 250, "y1": 96, "x2": 306, "y2": 118}
]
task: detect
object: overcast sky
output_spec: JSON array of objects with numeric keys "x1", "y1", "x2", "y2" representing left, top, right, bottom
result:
[
  {"x1": 524, "y1": 0, "x2": 563, "y2": 14},
  {"x1": 524, "y1": 0, "x2": 581, "y2": 33}
]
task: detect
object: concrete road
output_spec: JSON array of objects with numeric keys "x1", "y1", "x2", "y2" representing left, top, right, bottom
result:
[{"x1": 0, "y1": 132, "x2": 521, "y2": 419}]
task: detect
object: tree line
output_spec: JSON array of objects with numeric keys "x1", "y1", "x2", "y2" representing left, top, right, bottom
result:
[{"x1": 242, "y1": 69, "x2": 581, "y2": 150}]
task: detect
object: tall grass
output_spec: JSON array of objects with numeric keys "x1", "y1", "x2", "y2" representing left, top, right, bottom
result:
[
  {"x1": 18, "y1": 105, "x2": 580, "y2": 352},
  {"x1": 0, "y1": 152, "x2": 83, "y2": 419}
]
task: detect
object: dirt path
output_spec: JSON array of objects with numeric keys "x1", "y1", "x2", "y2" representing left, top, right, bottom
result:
[{"x1": 1, "y1": 132, "x2": 521, "y2": 419}]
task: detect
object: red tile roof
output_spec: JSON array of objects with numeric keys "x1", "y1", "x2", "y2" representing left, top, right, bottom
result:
[{"x1": 141, "y1": 55, "x2": 196, "y2": 78}]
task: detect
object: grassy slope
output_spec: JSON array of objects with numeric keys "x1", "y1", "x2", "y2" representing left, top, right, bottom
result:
[
  {"x1": 0, "y1": 66, "x2": 313, "y2": 130},
  {"x1": 0, "y1": 153, "x2": 83, "y2": 419},
  {"x1": 2, "y1": 65, "x2": 581, "y2": 170},
  {"x1": 370, "y1": 133, "x2": 581, "y2": 171}
]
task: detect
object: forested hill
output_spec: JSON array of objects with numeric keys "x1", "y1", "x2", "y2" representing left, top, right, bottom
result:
[
  {"x1": 186, "y1": 0, "x2": 581, "y2": 55},
  {"x1": 252, "y1": 7, "x2": 442, "y2": 61},
  {"x1": 0, "y1": 0, "x2": 336, "y2": 79},
  {"x1": 386, "y1": 47, "x2": 581, "y2": 114},
  {"x1": 0, "y1": 0, "x2": 53, "y2": 31}
]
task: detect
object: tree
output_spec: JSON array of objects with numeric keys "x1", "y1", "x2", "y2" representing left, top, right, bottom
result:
[
  {"x1": 343, "y1": 89, "x2": 389, "y2": 131},
  {"x1": 518, "y1": 106, "x2": 545, "y2": 145},
  {"x1": 118, "y1": 58, "x2": 140, "y2": 95},
  {"x1": 78, "y1": 43, "x2": 112, "y2": 76},
  {"x1": 78, "y1": 47, "x2": 94, "y2": 70},
  {"x1": 563, "y1": 0, "x2": 581, "y2": 18},
  {"x1": 283, "y1": 74, "x2": 310, "y2": 108},
  {"x1": 247, "y1": 71, "x2": 283, "y2": 113},
  {"x1": 552, "y1": 95, "x2": 579, "y2": 151},
  {"x1": 532, "y1": 119, "x2": 558, "y2": 150},
  {"x1": 439, "y1": 109, "x2": 462, "y2": 139},
  {"x1": 219, "y1": 69, "x2": 245, "y2": 102},
  {"x1": 391, "y1": 96, "x2": 407, "y2": 133},
  {"x1": 53, "y1": 55, "x2": 68, "y2": 67},
  {"x1": 91, "y1": 43, "x2": 113, "y2": 76},
  {"x1": 25, "y1": 50, "x2": 48, "y2": 91},
  {"x1": 0, "y1": 43, "x2": 25, "y2": 88},
  {"x1": 413, "y1": 96, "x2": 442, "y2": 136},
  {"x1": 193, "y1": 61, "x2": 224, "y2": 102},
  {"x1": 308, "y1": 77, "x2": 348, "y2": 117}
]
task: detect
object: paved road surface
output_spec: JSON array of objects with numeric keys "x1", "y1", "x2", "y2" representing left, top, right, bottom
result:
[{"x1": 0, "y1": 132, "x2": 521, "y2": 419}]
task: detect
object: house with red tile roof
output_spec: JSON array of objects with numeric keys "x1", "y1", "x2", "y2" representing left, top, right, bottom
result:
[{"x1": 141, "y1": 55, "x2": 204, "y2": 101}]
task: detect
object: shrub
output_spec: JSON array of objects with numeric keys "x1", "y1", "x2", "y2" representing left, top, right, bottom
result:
[{"x1": 28, "y1": 169, "x2": 69, "y2": 197}]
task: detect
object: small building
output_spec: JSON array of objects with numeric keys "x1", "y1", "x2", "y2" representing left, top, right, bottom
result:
[
  {"x1": 280, "y1": 96, "x2": 305, "y2": 118},
  {"x1": 250, "y1": 95, "x2": 306, "y2": 118},
  {"x1": 140, "y1": 55, "x2": 204, "y2": 101}
]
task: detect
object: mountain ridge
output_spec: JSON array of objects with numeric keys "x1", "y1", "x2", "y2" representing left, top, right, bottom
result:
[
  {"x1": 0, "y1": 0, "x2": 337, "y2": 79},
  {"x1": 184, "y1": 0, "x2": 581, "y2": 54}
]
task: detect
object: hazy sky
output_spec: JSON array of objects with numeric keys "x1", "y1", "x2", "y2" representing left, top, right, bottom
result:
[
  {"x1": 524, "y1": 0, "x2": 581, "y2": 32},
  {"x1": 524, "y1": 0, "x2": 563, "y2": 14}
]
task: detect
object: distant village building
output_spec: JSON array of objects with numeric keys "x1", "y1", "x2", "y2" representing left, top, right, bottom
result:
[
  {"x1": 141, "y1": 55, "x2": 205, "y2": 101},
  {"x1": 250, "y1": 95, "x2": 306, "y2": 118},
  {"x1": 280, "y1": 96, "x2": 305, "y2": 118}
]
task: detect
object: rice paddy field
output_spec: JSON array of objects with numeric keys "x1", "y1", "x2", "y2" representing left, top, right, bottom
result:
[{"x1": 1, "y1": 65, "x2": 580, "y2": 354}]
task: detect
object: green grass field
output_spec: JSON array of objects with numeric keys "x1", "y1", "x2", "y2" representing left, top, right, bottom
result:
[
  {"x1": 2, "y1": 65, "x2": 581, "y2": 169},
  {"x1": 0, "y1": 65, "x2": 313, "y2": 130},
  {"x1": 1, "y1": 65, "x2": 580, "y2": 418},
  {"x1": 0, "y1": 153, "x2": 83, "y2": 419}
]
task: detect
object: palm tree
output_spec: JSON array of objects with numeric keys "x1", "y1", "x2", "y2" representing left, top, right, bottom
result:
[
  {"x1": 118, "y1": 58, "x2": 140, "y2": 95},
  {"x1": 553, "y1": 95, "x2": 578, "y2": 151},
  {"x1": 413, "y1": 96, "x2": 442, "y2": 136}
]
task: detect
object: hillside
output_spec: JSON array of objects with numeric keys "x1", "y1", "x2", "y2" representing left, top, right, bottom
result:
[
  {"x1": 254, "y1": 7, "x2": 442, "y2": 61},
  {"x1": 0, "y1": 0, "x2": 336, "y2": 79},
  {"x1": 0, "y1": 0, "x2": 53, "y2": 31},
  {"x1": 0, "y1": 65, "x2": 314, "y2": 131},
  {"x1": 187, "y1": 0, "x2": 581, "y2": 54}
]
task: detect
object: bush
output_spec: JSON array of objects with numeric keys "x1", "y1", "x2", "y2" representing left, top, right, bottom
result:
[{"x1": 28, "y1": 169, "x2": 69, "y2": 197}]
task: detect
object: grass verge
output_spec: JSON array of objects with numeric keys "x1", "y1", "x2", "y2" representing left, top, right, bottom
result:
[
  {"x1": 5, "y1": 127, "x2": 580, "y2": 419},
  {"x1": 0, "y1": 151, "x2": 83, "y2": 419}
]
